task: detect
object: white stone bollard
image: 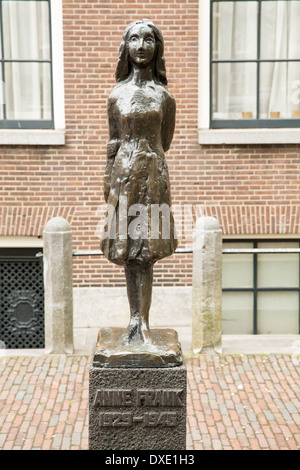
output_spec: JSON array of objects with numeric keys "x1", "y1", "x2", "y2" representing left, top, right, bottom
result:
[
  {"x1": 192, "y1": 216, "x2": 222, "y2": 354},
  {"x1": 43, "y1": 217, "x2": 74, "y2": 354}
]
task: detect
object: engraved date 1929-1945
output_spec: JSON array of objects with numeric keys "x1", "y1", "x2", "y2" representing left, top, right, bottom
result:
[{"x1": 99, "y1": 411, "x2": 177, "y2": 427}]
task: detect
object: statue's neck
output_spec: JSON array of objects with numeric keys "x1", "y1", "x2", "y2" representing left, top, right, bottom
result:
[{"x1": 130, "y1": 64, "x2": 154, "y2": 85}]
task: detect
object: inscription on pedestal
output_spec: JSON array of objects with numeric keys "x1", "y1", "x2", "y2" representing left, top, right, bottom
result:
[
  {"x1": 94, "y1": 388, "x2": 184, "y2": 407},
  {"x1": 93, "y1": 388, "x2": 184, "y2": 428},
  {"x1": 89, "y1": 362, "x2": 187, "y2": 450}
]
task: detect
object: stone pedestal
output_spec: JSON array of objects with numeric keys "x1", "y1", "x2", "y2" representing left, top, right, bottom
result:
[{"x1": 89, "y1": 328, "x2": 187, "y2": 450}]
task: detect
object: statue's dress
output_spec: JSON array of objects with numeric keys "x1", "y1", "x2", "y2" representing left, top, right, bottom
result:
[{"x1": 101, "y1": 82, "x2": 177, "y2": 266}]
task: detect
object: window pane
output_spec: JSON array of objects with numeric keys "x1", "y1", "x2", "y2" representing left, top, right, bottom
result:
[
  {"x1": 222, "y1": 292, "x2": 253, "y2": 334},
  {"x1": 213, "y1": 62, "x2": 257, "y2": 120},
  {"x1": 257, "y1": 292, "x2": 299, "y2": 334},
  {"x1": 257, "y1": 242, "x2": 299, "y2": 288},
  {"x1": 260, "y1": 62, "x2": 300, "y2": 119},
  {"x1": 0, "y1": 70, "x2": 3, "y2": 120},
  {"x1": 2, "y1": 0, "x2": 50, "y2": 60},
  {"x1": 261, "y1": 1, "x2": 300, "y2": 60},
  {"x1": 5, "y1": 62, "x2": 51, "y2": 120},
  {"x1": 0, "y1": 19, "x2": 2, "y2": 60},
  {"x1": 213, "y1": 1, "x2": 258, "y2": 60},
  {"x1": 223, "y1": 242, "x2": 253, "y2": 288}
]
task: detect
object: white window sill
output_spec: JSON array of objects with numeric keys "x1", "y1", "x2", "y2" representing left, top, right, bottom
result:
[
  {"x1": 198, "y1": 128, "x2": 300, "y2": 145},
  {"x1": 0, "y1": 129, "x2": 65, "y2": 146}
]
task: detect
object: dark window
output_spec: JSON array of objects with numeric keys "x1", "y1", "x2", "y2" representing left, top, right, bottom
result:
[
  {"x1": 211, "y1": 0, "x2": 300, "y2": 128},
  {"x1": 0, "y1": 248, "x2": 44, "y2": 348},
  {"x1": 222, "y1": 240, "x2": 300, "y2": 334}
]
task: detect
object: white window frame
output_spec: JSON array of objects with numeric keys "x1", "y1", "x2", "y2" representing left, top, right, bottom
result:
[
  {"x1": 198, "y1": 0, "x2": 300, "y2": 145},
  {"x1": 0, "y1": 0, "x2": 65, "y2": 145},
  {"x1": 0, "y1": 236, "x2": 43, "y2": 248}
]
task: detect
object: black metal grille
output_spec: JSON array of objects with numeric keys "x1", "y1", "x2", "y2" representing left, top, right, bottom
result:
[{"x1": 0, "y1": 255, "x2": 44, "y2": 349}]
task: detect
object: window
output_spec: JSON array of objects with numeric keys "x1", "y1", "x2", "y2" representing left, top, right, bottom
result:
[
  {"x1": 211, "y1": 0, "x2": 300, "y2": 129},
  {"x1": 0, "y1": 248, "x2": 44, "y2": 348},
  {"x1": 222, "y1": 240, "x2": 300, "y2": 334},
  {"x1": 0, "y1": 0, "x2": 53, "y2": 129},
  {"x1": 0, "y1": 0, "x2": 65, "y2": 144},
  {"x1": 198, "y1": 0, "x2": 300, "y2": 143}
]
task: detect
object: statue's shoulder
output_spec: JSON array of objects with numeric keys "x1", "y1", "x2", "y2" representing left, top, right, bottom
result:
[
  {"x1": 108, "y1": 82, "x2": 125, "y2": 103},
  {"x1": 159, "y1": 85, "x2": 175, "y2": 111},
  {"x1": 159, "y1": 84, "x2": 175, "y2": 104}
]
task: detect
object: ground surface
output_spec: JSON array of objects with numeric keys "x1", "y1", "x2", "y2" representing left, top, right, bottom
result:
[{"x1": 0, "y1": 354, "x2": 299, "y2": 450}]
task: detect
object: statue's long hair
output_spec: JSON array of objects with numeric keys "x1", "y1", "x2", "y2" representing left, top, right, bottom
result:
[{"x1": 115, "y1": 18, "x2": 168, "y2": 86}]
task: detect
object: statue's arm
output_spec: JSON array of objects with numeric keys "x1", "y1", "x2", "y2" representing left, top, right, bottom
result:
[
  {"x1": 104, "y1": 96, "x2": 120, "y2": 202},
  {"x1": 107, "y1": 96, "x2": 121, "y2": 158},
  {"x1": 161, "y1": 92, "x2": 176, "y2": 153}
]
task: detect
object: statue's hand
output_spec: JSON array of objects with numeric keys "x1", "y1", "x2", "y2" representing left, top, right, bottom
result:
[
  {"x1": 104, "y1": 158, "x2": 114, "y2": 202},
  {"x1": 104, "y1": 139, "x2": 120, "y2": 202},
  {"x1": 107, "y1": 139, "x2": 120, "y2": 159}
]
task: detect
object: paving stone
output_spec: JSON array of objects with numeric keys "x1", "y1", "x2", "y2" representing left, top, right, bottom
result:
[
  {"x1": 0, "y1": 354, "x2": 299, "y2": 450},
  {"x1": 285, "y1": 402, "x2": 298, "y2": 414}
]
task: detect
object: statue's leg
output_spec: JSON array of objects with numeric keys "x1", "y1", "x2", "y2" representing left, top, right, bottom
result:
[
  {"x1": 124, "y1": 265, "x2": 140, "y2": 343},
  {"x1": 124, "y1": 264, "x2": 153, "y2": 344},
  {"x1": 138, "y1": 264, "x2": 153, "y2": 341}
]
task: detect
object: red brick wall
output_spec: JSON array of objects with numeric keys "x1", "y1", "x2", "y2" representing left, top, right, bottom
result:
[{"x1": 0, "y1": 0, "x2": 300, "y2": 287}]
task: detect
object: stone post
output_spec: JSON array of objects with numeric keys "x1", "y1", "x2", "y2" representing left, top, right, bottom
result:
[
  {"x1": 43, "y1": 217, "x2": 74, "y2": 354},
  {"x1": 192, "y1": 216, "x2": 222, "y2": 354}
]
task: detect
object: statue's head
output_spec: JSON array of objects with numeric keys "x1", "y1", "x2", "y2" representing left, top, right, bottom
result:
[{"x1": 115, "y1": 18, "x2": 167, "y2": 85}]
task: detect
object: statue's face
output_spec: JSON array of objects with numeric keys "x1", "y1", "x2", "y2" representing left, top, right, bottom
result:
[{"x1": 127, "y1": 24, "x2": 156, "y2": 68}]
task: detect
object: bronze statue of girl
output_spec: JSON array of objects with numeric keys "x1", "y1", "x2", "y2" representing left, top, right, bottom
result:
[{"x1": 101, "y1": 19, "x2": 177, "y2": 346}]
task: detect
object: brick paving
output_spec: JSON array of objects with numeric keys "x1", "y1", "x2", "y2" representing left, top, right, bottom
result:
[{"x1": 0, "y1": 354, "x2": 299, "y2": 450}]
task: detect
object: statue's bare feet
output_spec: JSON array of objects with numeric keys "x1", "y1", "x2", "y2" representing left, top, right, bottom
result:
[{"x1": 123, "y1": 313, "x2": 151, "y2": 345}]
